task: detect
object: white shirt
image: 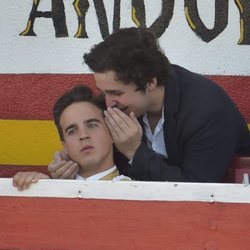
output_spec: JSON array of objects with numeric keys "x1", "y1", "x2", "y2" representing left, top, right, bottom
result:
[
  {"x1": 75, "y1": 166, "x2": 130, "y2": 181},
  {"x1": 142, "y1": 107, "x2": 168, "y2": 158}
]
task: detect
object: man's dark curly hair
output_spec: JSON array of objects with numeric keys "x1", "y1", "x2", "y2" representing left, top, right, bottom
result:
[
  {"x1": 83, "y1": 27, "x2": 170, "y2": 92},
  {"x1": 53, "y1": 85, "x2": 105, "y2": 141}
]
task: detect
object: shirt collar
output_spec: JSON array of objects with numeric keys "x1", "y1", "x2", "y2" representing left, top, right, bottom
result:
[
  {"x1": 142, "y1": 106, "x2": 165, "y2": 126},
  {"x1": 75, "y1": 166, "x2": 117, "y2": 181}
]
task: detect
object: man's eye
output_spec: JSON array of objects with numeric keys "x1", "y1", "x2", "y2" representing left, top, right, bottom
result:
[
  {"x1": 107, "y1": 92, "x2": 123, "y2": 97},
  {"x1": 88, "y1": 123, "x2": 98, "y2": 128},
  {"x1": 68, "y1": 129, "x2": 76, "y2": 135}
]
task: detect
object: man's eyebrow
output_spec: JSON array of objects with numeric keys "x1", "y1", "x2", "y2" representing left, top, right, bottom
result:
[
  {"x1": 85, "y1": 118, "x2": 101, "y2": 124},
  {"x1": 104, "y1": 89, "x2": 123, "y2": 94},
  {"x1": 65, "y1": 124, "x2": 76, "y2": 133}
]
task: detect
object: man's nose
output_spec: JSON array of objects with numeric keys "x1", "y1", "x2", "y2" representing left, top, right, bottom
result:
[
  {"x1": 79, "y1": 129, "x2": 90, "y2": 141},
  {"x1": 105, "y1": 96, "x2": 118, "y2": 108},
  {"x1": 80, "y1": 135, "x2": 90, "y2": 141}
]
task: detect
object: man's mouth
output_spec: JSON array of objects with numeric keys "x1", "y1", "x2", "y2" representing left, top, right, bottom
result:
[
  {"x1": 113, "y1": 105, "x2": 128, "y2": 113},
  {"x1": 120, "y1": 107, "x2": 128, "y2": 112},
  {"x1": 81, "y1": 145, "x2": 94, "y2": 152}
]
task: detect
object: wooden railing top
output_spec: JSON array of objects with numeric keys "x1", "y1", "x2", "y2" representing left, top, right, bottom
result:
[{"x1": 1, "y1": 178, "x2": 250, "y2": 204}]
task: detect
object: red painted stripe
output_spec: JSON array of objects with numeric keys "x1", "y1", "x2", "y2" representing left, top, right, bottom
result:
[
  {"x1": 1, "y1": 198, "x2": 250, "y2": 249},
  {"x1": 0, "y1": 165, "x2": 49, "y2": 178},
  {"x1": 0, "y1": 74, "x2": 96, "y2": 120},
  {"x1": 208, "y1": 75, "x2": 250, "y2": 121},
  {"x1": 0, "y1": 74, "x2": 249, "y2": 121},
  {"x1": 0, "y1": 157, "x2": 247, "y2": 180}
]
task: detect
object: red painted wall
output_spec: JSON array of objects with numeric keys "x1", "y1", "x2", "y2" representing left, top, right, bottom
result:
[
  {"x1": 0, "y1": 74, "x2": 249, "y2": 121},
  {"x1": 1, "y1": 197, "x2": 250, "y2": 249}
]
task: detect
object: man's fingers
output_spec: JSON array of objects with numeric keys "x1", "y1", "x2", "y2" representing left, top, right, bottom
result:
[
  {"x1": 104, "y1": 109, "x2": 142, "y2": 159},
  {"x1": 59, "y1": 151, "x2": 70, "y2": 161},
  {"x1": 104, "y1": 108, "x2": 138, "y2": 142},
  {"x1": 14, "y1": 172, "x2": 29, "y2": 190},
  {"x1": 53, "y1": 151, "x2": 70, "y2": 163},
  {"x1": 12, "y1": 172, "x2": 19, "y2": 186},
  {"x1": 13, "y1": 172, "x2": 25, "y2": 190},
  {"x1": 31, "y1": 173, "x2": 50, "y2": 183},
  {"x1": 104, "y1": 108, "x2": 130, "y2": 131},
  {"x1": 54, "y1": 151, "x2": 62, "y2": 162},
  {"x1": 22, "y1": 172, "x2": 39, "y2": 189},
  {"x1": 13, "y1": 172, "x2": 37, "y2": 191},
  {"x1": 130, "y1": 111, "x2": 139, "y2": 124},
  {"x1": 69, "y1": 168, "x2": 79, "y2": 179},
  {"x1": 52, "y1": 161, "x2": 79, "y2": 179},
  {"x1": 59, "y1": 162, "x2": 79, "y2": 179},
  {"x1": 48, "y1": 160, "x2": 67, "y2": 173},
  {"x1": 130, "y1": 111, "x2": 143, "y2": 133},
  {"x1": 49, "y1": 158, "x2": 78, "y2": 179},
  {"x1": 104, "y1": 117, "x2": 120, "y2": 139},
  {"x1": 111, "y1": 107, "x2": 131, "y2": 127},
  {"x1": 104, "y1": 109, "x2": 125, "y2": 135},
  {"x1": 55, "y1": 161, "x2": 74, "y2": 177}
]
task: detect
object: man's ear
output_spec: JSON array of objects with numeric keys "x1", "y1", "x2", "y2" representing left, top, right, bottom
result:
[{"x1": 147, "y1": 77, "x2": 157, "y2": 92}]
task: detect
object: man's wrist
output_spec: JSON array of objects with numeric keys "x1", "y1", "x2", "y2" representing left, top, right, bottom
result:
[
  {"x1": 125, "y1": 143, "x2": 141, "y2": 161},
  {"x1": 125, "y1": 150, "x2": 136, "y2": 161}
]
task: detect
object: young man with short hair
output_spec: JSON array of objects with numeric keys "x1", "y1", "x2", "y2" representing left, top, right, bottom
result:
[{"x1": 13, "y1": 85, "x2": 130, "y2": 190}]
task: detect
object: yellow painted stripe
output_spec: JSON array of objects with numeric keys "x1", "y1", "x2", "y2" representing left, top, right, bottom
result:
[
  {"x1": 0, "y1": 120, "x2": 249, "y2": 166},
  {"x1": 74, "y1": 0, "x2": 82, "y2": 17},
  {"x1": 0, "y1": 120, "x2": 62, "y2": 166},
  {"x1": 75, "y1": 24, "x2": 83, "y2": 38},
  {"x1": 20, "y1": 20, "x2": 32, "y2": 36},
  {"x1": 238, "y1": 19, "x2": 244, "y2": 44},
  {"x1": 235, "y1": 0, "x2": 243, "y2": 13},
  {"x1": 132, "y1": 7, "x2": 141, "y2": 27},
  {"x1": 235, "y1": 0, "x2": 244, "y2": 44},
  {"x1": 185, "y1": 7, "x2": 196, "y2": 30}
]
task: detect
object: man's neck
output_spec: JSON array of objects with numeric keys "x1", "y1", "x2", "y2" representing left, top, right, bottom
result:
[
  {"x1": 78, "y1": 162, "x2": 115, "y2": 179},
  {"x1": 146, "y1": 86, "x2": 165, "y2": 132},
  {"x1": 147, "y1": 112, "x2": 163, "y2": 133},
  {"x1": 76, "y1": 166, "x2": 118, "y2": 181}
]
